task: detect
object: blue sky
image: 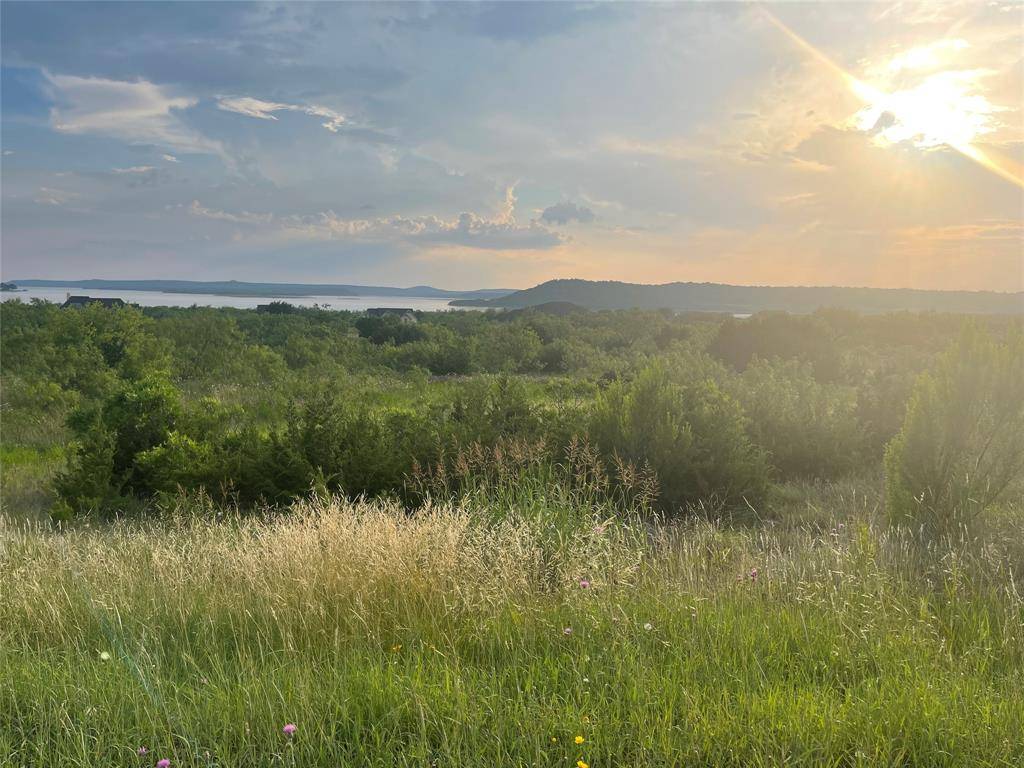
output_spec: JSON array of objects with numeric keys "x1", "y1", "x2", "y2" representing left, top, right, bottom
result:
[{"x1": 2, "y1": 1, "x2": 1021, "y2": 290}]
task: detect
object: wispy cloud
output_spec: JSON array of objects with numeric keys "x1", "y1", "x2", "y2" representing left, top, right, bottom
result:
[
  {"x1": 188, "y1": 195, "x2": 564, "y2": 251},
  {"x1": 217, "y1": 96, "x2": 346, "y2": 132},
  {"x1": 112, "y1": 165, "x2": 156, "y2": 174},
  {"x1": 34, "y1": 186, "x2": 79, "y2": 206},
  {"x1": 46, "y1": 73, "x2": 222, "y2": 155}
]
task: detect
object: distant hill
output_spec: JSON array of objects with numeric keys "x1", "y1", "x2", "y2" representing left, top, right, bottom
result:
[
  {"x1": 14, "y1": 279, "x2": 514, "y2": 301},
  {"x1": 451, "y1": 279, "x2": 1024, "y2": 315}
]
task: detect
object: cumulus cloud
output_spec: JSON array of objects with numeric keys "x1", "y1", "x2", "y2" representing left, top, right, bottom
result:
[
  {"x1": 161, "y1": 154, "x2": 180, "y2": 163},
  {"x1": 46, "y1": 73, "x2": 222, "y2": 155},
  {"x1": 217, "y1": 96, "x2": 346, "y2": 132},
  {"x1": 188, "y1": 199, "x2": 564, "y2": 251},
  {"x1": 540, "y1": 202, "x2": 595, "y2": 225}
]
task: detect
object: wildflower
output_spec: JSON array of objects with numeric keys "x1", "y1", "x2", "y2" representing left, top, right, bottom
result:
[
  {"x1": 551, "y1": 736, "x2": 558, "y2": 743},
  {"x1": 157, "y1": 760, "x2": 170, "y2": 768},
  {"x1": 575, "y1": 735, "x2": 585, "y2": 745},
  {"x1": 99, "y1": 651, "x2": 111, "y2": 662},
  {"x1": 749, "y1": 568, "x2": 759, "y2": 582},
  {"x1": 563, "y1": 627, "x2": 573, "y2": 636},
  {"x1": 137, "y1": 746, "x2": 148, "y2": 756},
  {"x1": 643, "y1": 622, "x2": 653, "y2": 631},
  {"x1": 283, "y1": 723, "x2": 297, "y2": 736},
  {"x1": 578, "y1": 761, "x2": 589, "y2": 768},
  {"x1": 390, "y1": 644, "x2": 402, "y2": 653},
  {"x1": 579, "y1": 579, "x2": 591, "y2": 589}
]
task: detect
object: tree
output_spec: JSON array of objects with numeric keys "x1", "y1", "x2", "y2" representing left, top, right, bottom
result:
[
  {"x1": 471, "y1": 324, "x2": 542, "y2": 373},
  {"x1": 734, "y1": 358, "x2": 863, "y2": 480},
  {"x1": 884, "y1": 327, "x2": 1024, "y2": 535},
  {"x1": 55, "y1": 376, "x2": 182, "y2": 516}
]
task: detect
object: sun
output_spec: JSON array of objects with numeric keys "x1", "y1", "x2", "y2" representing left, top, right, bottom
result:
[
  {"x1": 853, "y1": 69, "x2": 998, "y2": 151},
  {"x1": 761, "y1": 9, "x2": 1024, "y2": 189}
]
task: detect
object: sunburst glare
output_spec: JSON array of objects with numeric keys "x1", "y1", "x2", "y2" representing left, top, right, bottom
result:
[{"x1": 854, "y1": 69, "x2": 999, "y2": 149}]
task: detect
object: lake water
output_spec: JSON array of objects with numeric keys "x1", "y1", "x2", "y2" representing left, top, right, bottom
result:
[{"x1": 1, "y1": 286, "x2": 465, "y2": 312}]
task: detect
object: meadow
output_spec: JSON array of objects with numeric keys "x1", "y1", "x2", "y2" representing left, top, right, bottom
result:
[{"x1": 1, "y1": 300, "x2": 1022, "y2": 766}]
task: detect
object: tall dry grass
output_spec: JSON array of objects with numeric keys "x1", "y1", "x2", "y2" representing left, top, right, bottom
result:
[{"x1": 2, "y1": 491, "x2": 1023, "y2": 766}]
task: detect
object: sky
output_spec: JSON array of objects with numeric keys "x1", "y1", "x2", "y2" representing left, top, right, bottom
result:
[{"x1": 2, "y1": 1, "x2": 1022, "y2": 291}]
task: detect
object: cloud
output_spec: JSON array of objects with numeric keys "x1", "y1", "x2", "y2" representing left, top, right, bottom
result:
[
  {"x1": 216, "y1": 96, "x2": 290, "y2": 120},
  {"x1": 2, "y1": 150, "x2": 14, "y2": 156},
  {"x1": 188, "y1": 201, "x2": 274, "y2": 225},
  {"x1": 161, "y1": 154, "x2": 180, "y2": 163},
  {"x1": 112, "y1": 165, "x2": 156, "y2": 174},
  {"x1": 111, "y1": 165, "x2": 170, "y2": 187},
  {"x1": 46, "y1": 73, "x2": 222, "y2": 155},
  {"x1": 217, "y1": 95, "x2": 346, "y2": 132},
  {"x1": 465, "y1": 2, "x2": 615, "y2": 42},
  {"x1": 540, "y1": 202, "x2": 595, "y2": 225},
  {"x1": 188, "y1": 199, "x2": 564, "y2": 251},
  {"x1": 34, "y1": 186, "x2": 78, "y2": 205}
]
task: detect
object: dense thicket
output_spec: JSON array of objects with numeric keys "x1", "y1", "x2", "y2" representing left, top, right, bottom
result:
[
  {"x1": 1, "y1": 299, "x2": 1019, "y2": 520},
  {"x1": 885, "y1": 327, "x2": 1024, "y2": 535}
]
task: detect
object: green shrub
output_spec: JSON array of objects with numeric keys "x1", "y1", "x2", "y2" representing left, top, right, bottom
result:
[
  {"x1": 55, "y1": 376, "x2": 181, "y2": 517},
  {"x1": 709, "y1": 312, "x2": 842, "y2": 380},
  {"x1": 734, "y1": 358, "x2": 864, "y2": 480},
  {"x1": 884, "y1": 327, "x2": 1024, "y2": 535},
  {"x1": 471, "y1": 324, "x2": 542, "y2": 372},
  {"x1": 590, "y1": 361, "x2": 768, "y2": 513}
]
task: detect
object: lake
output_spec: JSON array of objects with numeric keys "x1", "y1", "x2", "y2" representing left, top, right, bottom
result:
[{"x1": 1, "y1": 286, "x2": 465, "y2": 312}]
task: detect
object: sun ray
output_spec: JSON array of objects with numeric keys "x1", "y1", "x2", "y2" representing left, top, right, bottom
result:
[{"x1": 760, "y1": 7, "x2": 1024, "y2": 189}]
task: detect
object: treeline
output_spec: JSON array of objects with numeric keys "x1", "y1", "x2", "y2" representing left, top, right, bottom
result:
[{"x1": 2, "y1": 300, "x2": 1021, "y2": 529}]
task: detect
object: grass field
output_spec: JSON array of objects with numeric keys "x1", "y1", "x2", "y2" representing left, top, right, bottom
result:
[{"x1": 3, "y1": 488, "x2": 1023, "y2": 767}]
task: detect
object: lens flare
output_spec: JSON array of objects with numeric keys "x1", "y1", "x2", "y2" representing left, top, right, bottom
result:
[{"x1": 761, "y1": 8, "x2": 1023, "y2": 189}]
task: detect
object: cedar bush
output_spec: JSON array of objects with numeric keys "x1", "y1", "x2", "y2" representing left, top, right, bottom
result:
[{"x1": 884, "y1": 327, "x2": 1024, "y2": 535}]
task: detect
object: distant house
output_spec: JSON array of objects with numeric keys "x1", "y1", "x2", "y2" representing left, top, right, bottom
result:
[
  {"x1": 366, "y1": 307, "x2": 417, "y2": 323},
  {"x1": 61, "y1": 295, "x2": 126, "y2": 309}
]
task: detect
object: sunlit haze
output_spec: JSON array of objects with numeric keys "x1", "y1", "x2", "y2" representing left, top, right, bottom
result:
[{"x1": 2, "y1": 1, "x2": 1022, "y2": 291}]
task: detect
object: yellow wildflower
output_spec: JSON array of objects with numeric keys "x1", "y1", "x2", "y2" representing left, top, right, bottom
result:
[
  {"x1": 577, "y1": 761, "x2": 589, "y2": 768},
  {"x1": 575, "y1": 735, "x2": 585, "y2": 745}
]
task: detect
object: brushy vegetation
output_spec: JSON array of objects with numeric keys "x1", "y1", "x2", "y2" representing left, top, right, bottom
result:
[
  {"x1": 884, "y1": 327, "x2": 1024, "y2": 536},
  {"x1": 3, "y1": 300, "x2": 1020, "y2": 521},
  {"x1": 2, "y1": 300, "x2": 1023, "y2": 765}
]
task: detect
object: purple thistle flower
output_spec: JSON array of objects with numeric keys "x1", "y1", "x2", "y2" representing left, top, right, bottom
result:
[
  {"x1": 137, "y1": 746, "x2": 148, "y2": 756},
  {"x1": 579, "y1": 579, "x2": 591, "y2": 589},
  {"x1": 283, "y1": 723, "x2": 297, "y2": 736},
  {"x1": 156, "y1": 760, "x2": 170, "y2": 768}
]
